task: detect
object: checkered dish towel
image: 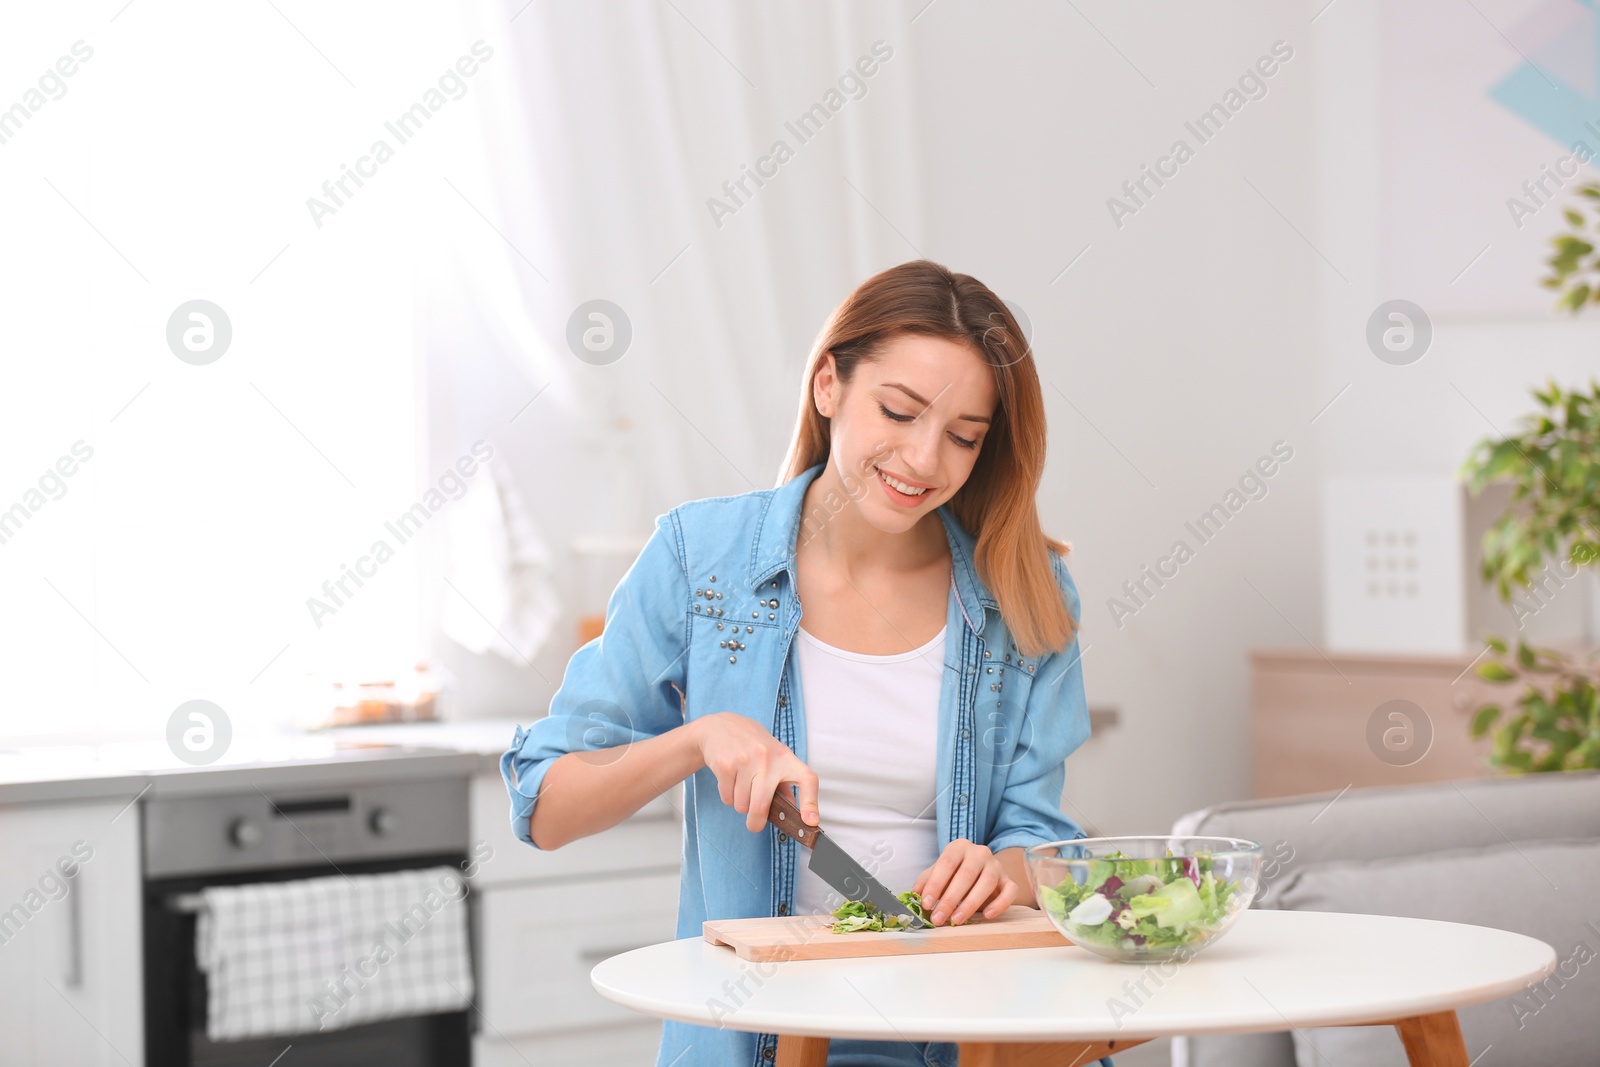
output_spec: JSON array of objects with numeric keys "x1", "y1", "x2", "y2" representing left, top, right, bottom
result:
[{"x1": 194, "y1": 866, "x2": 474, "y2": 1040}]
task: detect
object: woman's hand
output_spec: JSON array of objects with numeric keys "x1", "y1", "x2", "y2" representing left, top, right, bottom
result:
[
  {"x1": 913, "y1": 839, "x2": 1018, "y2": 926},
  {"x1": 693, "y1": 711, "x2": 820, "y2": 833}
]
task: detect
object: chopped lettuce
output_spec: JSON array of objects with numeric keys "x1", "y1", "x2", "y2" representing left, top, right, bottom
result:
[
  {"x1": 827, "y1": 891, "x2": 930, "y2": 933},
  {"x1": 1037, "y1": 848, "x2": 1240, "y2": 953}
]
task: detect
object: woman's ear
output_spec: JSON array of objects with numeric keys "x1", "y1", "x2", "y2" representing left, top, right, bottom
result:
[{"x1": 814, "y1": 352, "x2": 837, "y2": 417}]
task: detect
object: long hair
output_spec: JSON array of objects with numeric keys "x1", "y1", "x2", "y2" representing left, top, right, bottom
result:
[{"x1": 777, "y1": 259, "x2": 1077, "y2": 658}]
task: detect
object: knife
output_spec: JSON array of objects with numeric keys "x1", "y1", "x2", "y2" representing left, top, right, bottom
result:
[{"x1": 766, "y1": 788, "x2": 927, "y2": 929}]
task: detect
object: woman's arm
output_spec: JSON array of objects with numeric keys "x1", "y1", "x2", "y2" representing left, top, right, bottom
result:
[
  {"x1": 502, "y1": 515, "x2": 692, "y2": 850},
  {"x1": 977, "y1": 559, "x2": 1091, "y2": 916},
  {"x1": 528, "y1": 711, "x2": 823, "y2": 849},
  {"x1": 528, "y1": 716, "x2": 709, "y2": 850}
]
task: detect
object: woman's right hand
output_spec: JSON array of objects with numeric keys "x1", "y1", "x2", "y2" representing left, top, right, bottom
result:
[{"x1": 693, "y1": 711, "x2": 820, "y2": 833}]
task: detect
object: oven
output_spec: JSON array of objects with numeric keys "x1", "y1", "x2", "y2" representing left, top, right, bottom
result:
[{"x1": 142, "y1": 778, "x2": 473, "y2": 1067}]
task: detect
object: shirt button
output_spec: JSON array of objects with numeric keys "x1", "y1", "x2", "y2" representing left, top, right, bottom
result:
[
  {"x1": 960, "y1": 727, "x2": 971, "y2": 739},
  {"x1": 762, "y1": 1047, "x2": 776, "y2": 1061},
  {"x1": 777, "y1": 901, "x2": 790, "y2": 916},
  {"x1": 957, "y1": 793, "x2": 968, "y2": 805}
]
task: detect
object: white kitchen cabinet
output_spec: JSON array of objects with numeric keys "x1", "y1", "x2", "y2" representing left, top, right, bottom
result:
[
  {"x1": 478, "y1": 871, "x2": 680, "y2": 1033},
  {"x1": 0, "y1": 795, "x2": 144, "y2": 1067},
  {"x1": 469, "y1": 769, "x2": 682, "y2": 1065}
]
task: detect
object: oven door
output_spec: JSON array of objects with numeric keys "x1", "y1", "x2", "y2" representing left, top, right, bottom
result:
[{"x1": 144, "y1": 853, "x2": 473, "y2": 1067}]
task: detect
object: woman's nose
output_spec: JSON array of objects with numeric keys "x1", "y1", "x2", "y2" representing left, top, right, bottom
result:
[{"x1": 896, "y1": 426, "x2": 941, "y2": 477}]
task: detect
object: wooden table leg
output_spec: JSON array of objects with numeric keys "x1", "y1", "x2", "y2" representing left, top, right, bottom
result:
[
  {"x1": 958, "y1": 1038, "x2": 1151, "y2": 1066},
  {"x1": 1392, "y1": 1011, "x2": 1470, "y2": 1067},
  {"x1": 776, "y1": 1034, "x2": 829, "y2": 1067}
]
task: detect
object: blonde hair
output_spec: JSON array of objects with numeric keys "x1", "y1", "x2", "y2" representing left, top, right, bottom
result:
[{"x1": 777, "y1": 259, "x2": 1077, "y2": 657}]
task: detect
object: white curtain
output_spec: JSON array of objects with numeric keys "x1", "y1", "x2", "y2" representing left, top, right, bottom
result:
[{"x1": 435, "y1": 0, "x2": 930, "y2": 522}]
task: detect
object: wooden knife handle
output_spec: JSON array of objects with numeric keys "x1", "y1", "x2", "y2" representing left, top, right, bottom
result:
[{"x1": 766, "y1": 787, "x2": 819, "y2": 848}]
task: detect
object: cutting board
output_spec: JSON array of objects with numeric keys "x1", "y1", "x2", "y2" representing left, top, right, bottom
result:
[{"x1": 703, "y1": 906, "x2": 1072, "y2": 962}]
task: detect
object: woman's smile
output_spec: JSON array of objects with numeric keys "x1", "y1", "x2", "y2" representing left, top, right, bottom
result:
[{"x1": 873, "y1": 464, "x2": 935, "y2": 506}]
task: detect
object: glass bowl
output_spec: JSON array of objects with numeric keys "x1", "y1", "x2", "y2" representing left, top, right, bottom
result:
[{"x1": 1024, "y1": 836, "x2": 1262, "y2": 963}]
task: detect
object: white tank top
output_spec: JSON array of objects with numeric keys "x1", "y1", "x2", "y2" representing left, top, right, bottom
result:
[{"x1": 792, "y1": 622, "x2": 945, "y2": 917}]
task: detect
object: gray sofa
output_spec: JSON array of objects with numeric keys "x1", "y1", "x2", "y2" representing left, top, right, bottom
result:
[{"x1": 1168, "y1": 770, "x2": 1600, "y2": 1067}]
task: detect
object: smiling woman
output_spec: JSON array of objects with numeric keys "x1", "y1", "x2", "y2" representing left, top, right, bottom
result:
[
  {"x1": 779, "y1": 259, "x2": 1076, "y2": 661},
  {"x1": 503, "y1": 259, "x2": 1100, "y2": 1067}
]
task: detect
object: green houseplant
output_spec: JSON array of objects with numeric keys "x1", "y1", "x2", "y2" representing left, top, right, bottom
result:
[{"x1": 1456, "y1": 193, "x2": 1600, "y2": 773}]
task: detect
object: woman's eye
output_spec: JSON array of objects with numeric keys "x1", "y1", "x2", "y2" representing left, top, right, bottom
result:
[{"x1": 879, "y1": 403, "x2": 979, "y2": 450}]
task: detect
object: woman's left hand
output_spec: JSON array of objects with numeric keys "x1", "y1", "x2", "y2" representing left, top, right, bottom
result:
[{"x1": 912, "y1": 839, "x2": 1018, "y2": 926}]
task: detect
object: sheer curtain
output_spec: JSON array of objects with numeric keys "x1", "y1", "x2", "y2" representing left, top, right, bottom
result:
[{"x1": 425, "y1": 0, "x2": 930, "y2": 713}]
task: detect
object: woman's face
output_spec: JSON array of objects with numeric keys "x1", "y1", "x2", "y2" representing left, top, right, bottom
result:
[{"x1": 814, "y1": 332, "x2": 998, "y2": 532}]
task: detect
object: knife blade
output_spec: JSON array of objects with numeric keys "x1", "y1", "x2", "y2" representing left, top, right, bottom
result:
[{"x1": 766, "y1": 787, "x2": 927, "y2": 929}]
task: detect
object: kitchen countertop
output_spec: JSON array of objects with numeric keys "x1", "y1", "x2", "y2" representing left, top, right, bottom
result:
[{"x1": 0, "y1": 718, "x2": 530, "y2": 806}]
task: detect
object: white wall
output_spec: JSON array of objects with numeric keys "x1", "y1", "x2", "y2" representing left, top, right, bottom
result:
[{"x1": 909, "y1": 3, "x2": 1324, "y2": 834}]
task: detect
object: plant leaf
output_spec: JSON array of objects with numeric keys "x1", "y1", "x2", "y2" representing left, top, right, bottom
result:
[{"x1": 1470, "y1": 705, "x2": 1501, "y2": 738}]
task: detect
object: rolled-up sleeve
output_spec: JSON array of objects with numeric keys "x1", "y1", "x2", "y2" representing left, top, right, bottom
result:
[
  {"x1": 500, "y1": 510, "x2": 690, "y2": 848},
  {"x1": 986, "y1": 554, "x2": 1092, "y2": 853}
]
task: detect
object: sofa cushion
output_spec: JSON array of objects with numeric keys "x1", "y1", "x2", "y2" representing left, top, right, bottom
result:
[
  {"x1": 1170, "y1": 772, "x2": 1600, "y2": 1067},
  {"x1": 1172, "y1": 770, "x2": 1600, "y2": 908},
  {"x1": 1274, "y1": 838, "x2": 1599, "y2": 1067}
]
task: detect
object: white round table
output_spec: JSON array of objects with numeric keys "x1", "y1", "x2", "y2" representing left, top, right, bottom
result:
[{"x1": 591, "y1": 908, "x2": 1556, "y2": 1066}]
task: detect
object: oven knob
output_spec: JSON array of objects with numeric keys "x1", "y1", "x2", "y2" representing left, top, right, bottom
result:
[
  {"x1": 369, "y1": 808, "x2": 398, "y2": 837},
  {"x1": 229, "y1": 818, "x2": 263, "y2": 849}
]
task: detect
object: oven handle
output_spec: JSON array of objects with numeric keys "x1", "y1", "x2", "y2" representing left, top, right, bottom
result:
[{"x1": 165, "y1": 892, "x2": 206, "y2": 914}]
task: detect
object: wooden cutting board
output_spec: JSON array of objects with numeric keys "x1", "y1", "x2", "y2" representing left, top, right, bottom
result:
[{"x1": 703, "y1": 906, "x2": 1072, "y2": 962}]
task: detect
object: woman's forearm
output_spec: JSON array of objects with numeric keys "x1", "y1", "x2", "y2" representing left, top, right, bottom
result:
[{"x1": 527, "y1": 716, "x2": 707, "y2": 850}]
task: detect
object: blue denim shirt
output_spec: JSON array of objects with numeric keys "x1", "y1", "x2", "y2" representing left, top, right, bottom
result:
[{"x1": 502, "y1": 462, "x2": 1101, "y2": 1067}]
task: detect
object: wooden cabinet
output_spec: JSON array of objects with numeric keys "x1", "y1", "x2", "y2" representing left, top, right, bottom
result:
[
  {"x1": 1251, "y1": 648, "x2": 1498, "y2": 798},
  {"x1": 468, "y1": 770, "x2": 681, "y2": 1065},
  {"x1": 0, "y1": 796, "x2": 143, "y2": 1067}
]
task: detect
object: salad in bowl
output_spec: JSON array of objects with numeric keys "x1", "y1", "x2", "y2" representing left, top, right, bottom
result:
[{"x1": 1025, "y1": 836, "x2": 1261, "y2": 962}]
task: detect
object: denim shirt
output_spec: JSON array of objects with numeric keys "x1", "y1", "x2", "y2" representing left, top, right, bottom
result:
[{"x1": 501, "y1": 462, "x2": 1099, "y2": 1067}]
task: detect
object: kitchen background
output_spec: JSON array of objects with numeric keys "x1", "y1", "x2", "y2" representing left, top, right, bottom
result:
[{"x1": 3, "y1": 0, "x2": 1599, "y2": 1065}]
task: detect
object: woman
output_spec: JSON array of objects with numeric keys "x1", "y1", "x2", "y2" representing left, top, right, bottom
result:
[{"x1": 501, "y1": 259, "x2": 1102, "y2": 1067}]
